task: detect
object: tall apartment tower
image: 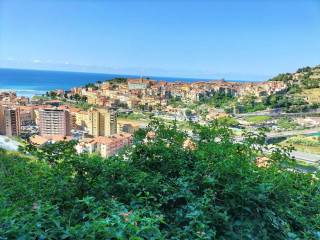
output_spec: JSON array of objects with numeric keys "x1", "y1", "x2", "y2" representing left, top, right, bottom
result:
[
  {"x1": 88, "y1": 107, "x2": 117, "y2": 137},
  {"x1": 88, "y1": 109, "x2": 99, "y2": 137},
  {"x1": 105, "y1": 108, "x2": 117, "y2": 136},
  {"x1": 0, "y1": 106, "x2": 21, "y2": 136},
  {"x1": 39, "y1": 108, "x2": 71, "y2": 136},
  {"x1": 0, "y1": 106, "x2": 5, "y2": 135}
]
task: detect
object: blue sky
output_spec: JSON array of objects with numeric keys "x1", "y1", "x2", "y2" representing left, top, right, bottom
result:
[{"x1": 0, "y1": 0, "x2": 319, "y2": 80}]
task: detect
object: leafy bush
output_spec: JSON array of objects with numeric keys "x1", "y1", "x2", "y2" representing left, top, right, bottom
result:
[
  {"x1": 1, "y1": 121, "x2": 320, "y2": 239},
  {"x1": 269, "y1": 73, "x2": 292, "y2": 82}
]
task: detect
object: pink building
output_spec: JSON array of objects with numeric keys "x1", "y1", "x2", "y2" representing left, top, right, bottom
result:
[{"x1": 39, "y1": 108, "x2": 71, "y2": 137}]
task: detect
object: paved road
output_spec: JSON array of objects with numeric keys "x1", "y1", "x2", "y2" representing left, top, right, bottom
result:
[
  {"x1": 234, "y1": 127, "x2": 320, "y2": 142},
  {"x1": 235, "y1": 131, "x2": 320, "y2": 165},
  {"x1": 266, "y1": 127, "x2": 320, "y2": 139},
  {"x1": 290, "y1": 151, "x2": 320, "y2": 164},
  {"x1": 235, "y1": 108, "x2": 320, "y2": 118}
]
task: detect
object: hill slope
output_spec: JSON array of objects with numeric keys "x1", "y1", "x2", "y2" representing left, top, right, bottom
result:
[{"x1": 260, "y1": 65, "x2": 320, "y2": 112}]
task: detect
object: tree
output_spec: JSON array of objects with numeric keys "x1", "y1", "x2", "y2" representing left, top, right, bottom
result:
[
  {"x1": 48, "y1": 91, "x2": 57, "y2": 99},
  {"x1": 85, "y1": 83, "x2": 99, "y2": 90},
  {"x1": 297, "y1": 66, "x2": 312, "y2": 73},
  {"x1": 269, "y1": 73, "x2": 292, "y2": 82}
]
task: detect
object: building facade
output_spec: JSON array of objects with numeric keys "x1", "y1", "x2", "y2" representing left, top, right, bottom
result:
[
  {"x1": 39, "y1": 108, "x2": 71, "y2": 136},
  {"x1": 0, "y1": 106, "x2": 21, "y2": 136},
  {"x1": 87, "y1": 107, "x2": 117, "y2": 137}
]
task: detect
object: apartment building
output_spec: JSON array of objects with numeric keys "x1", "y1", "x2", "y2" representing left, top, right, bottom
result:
[
  {"x1": 87, "y1": 107, "x2": 117, "y2": 137},
  {"x1": 0, "y1": 106, "x2": 21, "y2": 136},
  {"x1": 76, "y1": 133, "x2": 132, "y2": 158},
  {"x1": 19, "y1": 107, "x2": 36, "y2": 126},
  {"x1": 39, "y1": 108, "x2": 71, "y2": 136}
]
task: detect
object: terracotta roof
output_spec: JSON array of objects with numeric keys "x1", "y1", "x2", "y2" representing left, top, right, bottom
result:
[
  {"x1": 93, "y1": 133, "x2": 132, "y2": 145},
  {"x1": 30, "y1": 135, "x2": 72, "y2": 145},
  {"x1": 30, "y1": 135, "x2": 49, "y2": 145}
]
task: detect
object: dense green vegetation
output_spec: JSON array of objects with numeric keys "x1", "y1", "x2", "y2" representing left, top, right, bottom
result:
[
  {"x1": 241, "y1": 92, "x2": 319, "y2": 114},
  {"x1": 1, "y1": 121, "x2": 320, "y2": 239},
  {"x1": 68, "y1": 93, "x2": 87, "y2": 102},
  {"x1": 84, "y1": 83, "x2": 99, "y2": 90},
  {"x1": 263, "y1": 94, "x2": 304, "y2": 108},
  {"x1": 106, "y1": 78, "x2": 128, "y2": 90},
  {"x1": 270, "y1": 73, "x2": 292, "y2": 82},
  {"x1": 167, "y1": 96, "x2": 185, "y2": 107},
  {"x1": 200, "y1": 92, "x2": 235, "y2": 109},
  {"x1": 107, "y1": 78, "x2": 128, "y2": 84},
  {"x1": 45, "y1": 91, "x2": 58, "y2": 99},
  {"x1": 236, "y1": 95, "x2": 267, "y2": 113}
]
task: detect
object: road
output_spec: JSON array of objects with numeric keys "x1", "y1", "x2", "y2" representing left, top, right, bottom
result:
[
  {"x1": 234, "y1": 129, "x2": 320, "y2": 165},
  {"x1": 234, "y1": 127, "x2": 320, "y2": 142},
  {"x1": 235, "y1": 108, "x2": 320, "y2": 118},
  {"x1": 266, "y1": 127, "x2": 320, "y2": 139},
  {"x1": 290, "y1": 151, "x2": 320, "y2": 164}
]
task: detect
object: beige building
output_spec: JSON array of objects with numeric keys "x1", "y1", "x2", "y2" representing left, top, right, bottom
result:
[
  {"x1": 87, "y1": 107, "x2": 117, "y2": 137},
  {"x1": 39, "y1": 108, "x2": 71, "y2": 136},
  {"x1": 0, "y1": 106, "x2": 21, "y2": 136},
  {"x1": 0, "y1": 106, "x2": 5, "y2": 135},
  {"x1": 76, "y1": 133, "x2": 132, "y2": 158},
  {"x1": 75, "y1": 111, "x2": 89, "y2": 128},
  {"x1": 19, "y1": 109, "x2": 35, "y2": 126}
]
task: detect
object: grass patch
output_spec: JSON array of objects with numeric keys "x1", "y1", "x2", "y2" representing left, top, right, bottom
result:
[{"x1": 245, "y1": 115, "x2": 271, "y2": 123}]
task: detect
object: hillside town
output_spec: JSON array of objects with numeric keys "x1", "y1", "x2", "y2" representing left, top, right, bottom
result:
[
  {"x1": 1, "y1": 70, "x2": 320, "y2": 159},
  {"x1": 70, "y1": 78, "x2": 287, "y2": 109}
]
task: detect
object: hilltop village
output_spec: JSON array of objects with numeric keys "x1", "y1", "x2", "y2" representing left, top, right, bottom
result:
[
  {"x1": 1, "y1": 65, "x2": 320, "y2": 158},
  {"x1": 70, "y1": 78, "x2": 287, "y2": 108}
]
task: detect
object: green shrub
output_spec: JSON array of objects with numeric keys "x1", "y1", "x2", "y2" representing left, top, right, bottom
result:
[{"x1": 1, "y1": 120, "x2": 320, "y2": 239}]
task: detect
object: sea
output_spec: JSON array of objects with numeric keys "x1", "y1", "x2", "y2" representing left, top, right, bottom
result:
[{"x1": 0, "y1": 68, "x2": 245, "y2": 98}]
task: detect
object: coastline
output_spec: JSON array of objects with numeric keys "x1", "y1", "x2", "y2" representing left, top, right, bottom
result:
[
  {"x1": 0, "y1": 68, "x2": 262, "y2": 98},
  {"x1": 0, "y1": 88, "x2": 45, "y2": 98}
]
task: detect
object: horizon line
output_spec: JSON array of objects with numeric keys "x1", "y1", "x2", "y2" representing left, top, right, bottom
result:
[{"x1": 0, "y1": 66, "x2": 266, "y2": 83}]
